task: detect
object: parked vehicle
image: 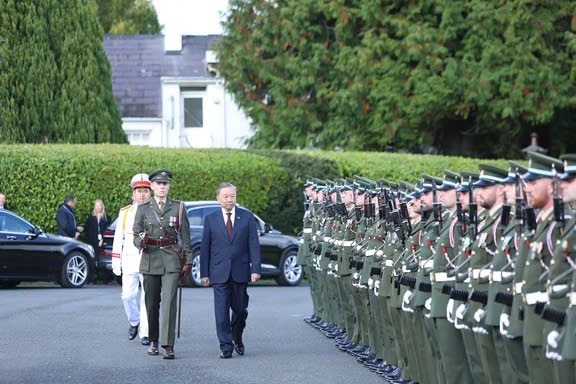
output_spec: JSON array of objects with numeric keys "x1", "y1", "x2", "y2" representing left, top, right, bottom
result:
[
  {"x1": 0, "y1": 210, "x2": 96, "y2": 288},
  {"x1": 99, "y1": 201, "x2": 303, "y2": 287}
]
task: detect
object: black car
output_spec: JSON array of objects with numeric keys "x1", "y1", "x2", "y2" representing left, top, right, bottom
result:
[
  {"x1": 99, "y1": 201, "x2": 303, "y2": 287},
  {"x1": 0, "y1": 210, "x2": 97, "y2": 288}
]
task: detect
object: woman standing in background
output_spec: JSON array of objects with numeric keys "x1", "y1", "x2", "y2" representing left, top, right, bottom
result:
[{"x1": 84, "y1": 199, "x2": 112, "y2": 283}]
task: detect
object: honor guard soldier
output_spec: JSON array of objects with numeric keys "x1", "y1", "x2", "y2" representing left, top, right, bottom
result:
[
  {"x1": 112, "y1": 173, "x2": 152, "y2": 345},
  {"x1": 430, "y1": 171, "x2": 474, "y2": 384},
  {"x1": 543, "y1": 154, "x2": 576, "y2": 383},
  {"x1": 488, "y1": 161, "x2": 530, "y2": 384},
  {"x1": 133, "y1": 169, "x2": 192, "y2": 359},
  {"x1": 518, "y1": 152, "x2": 564, "y2": 382},
  {"x1": 464, "y1": 164, "x2": 510, "y2": 384}
]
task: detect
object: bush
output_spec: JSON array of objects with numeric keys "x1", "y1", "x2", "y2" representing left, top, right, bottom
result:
[{"x1": 0, "y1": 145, "x2": 515, "y2": 236}]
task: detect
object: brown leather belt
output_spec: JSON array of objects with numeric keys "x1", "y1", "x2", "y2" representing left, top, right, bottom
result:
[{"x1": 144, "y1": 237, "x2": 177, "y2": 247}]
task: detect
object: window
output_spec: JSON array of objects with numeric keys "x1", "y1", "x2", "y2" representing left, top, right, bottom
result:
[
  {"x1": 184, "y1": 98, "x2": 203, "y2": 128},
  {"x1": 188, "y1": 208, "x2": 203, "y2": 227},
  {"x1": 0, "y1": 212, "x2": 32, "y2": 233}
]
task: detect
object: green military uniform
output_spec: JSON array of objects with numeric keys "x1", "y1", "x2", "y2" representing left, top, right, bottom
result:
[
  {"x1": 465, "y1": 164, "x2": 510, "y2": 384},
  {"x1": 486, "y1": 161, "x2": 529, "y2": 384},
  {"x1": 520, "y1": 152, "x2": 564, "y2": 382},
  {"x1": 430, "y1": 171, "x2": 473, "y2": 384},
  {"x1": 542, "y1": 154, "x2": 576, "y2": 383},
  {"x1": 133, "y1": 169, "x2": 192, "y2": 351},
  {"x1": 449, "y1": 172, "x2": 488, "y2": 384}
]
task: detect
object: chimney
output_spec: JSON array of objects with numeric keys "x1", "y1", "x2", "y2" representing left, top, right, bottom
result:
[
  {"x1": 164, "y1": 25, "x2": 182, "y2": 52},
  {"x1": 521, "y1": 131, "x2": 547, "y2": 155}
]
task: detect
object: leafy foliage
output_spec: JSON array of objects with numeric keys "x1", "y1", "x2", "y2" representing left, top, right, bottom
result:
[
  {"x1": 94, "y1": 0, "x2": 161, "y2": 34},
  {"x1": 0, "y1": 0, "x2": 127, "y2": 144},
  {"x1": 0, "y1": 145, "x2": 512, "y2": 236},
  {"x1": 217, "y1": 0, "x2": 576, "y2": 158}
]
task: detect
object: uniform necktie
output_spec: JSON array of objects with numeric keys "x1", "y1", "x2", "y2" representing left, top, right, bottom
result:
[
  {"x1": 159, "y1": 200, "x2": 164, "y2": 212},
  {"x1": 226, "y1": 212, "x2": 233, "y2": 238}
]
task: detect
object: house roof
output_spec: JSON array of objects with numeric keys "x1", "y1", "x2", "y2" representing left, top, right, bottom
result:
[{"x1": 103, "y1": 34, "x2": 221, "y2": 118}]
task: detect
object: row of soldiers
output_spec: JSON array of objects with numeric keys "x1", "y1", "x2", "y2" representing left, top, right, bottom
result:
[{"x1": 296, "y1": 151, "x2": 576, "y2": 384}]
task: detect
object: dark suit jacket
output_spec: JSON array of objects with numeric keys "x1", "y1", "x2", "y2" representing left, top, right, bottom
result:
[
  {"x1": 83, "y1": 213, "x2": 111, "y2": 253},
  {"x1": 56, "y1": 203, "x2": 77, "y2": 238},
  {"x1": 200, "y1": 206, "x2": 261, "y2": 284}
]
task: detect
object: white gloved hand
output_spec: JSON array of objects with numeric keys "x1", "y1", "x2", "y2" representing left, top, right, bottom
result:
[
  {"x1": 112, "y1": 258, "x2": 121, "y2": 277},
  {"x1": 455, "y1": 304, "x2": 469, "y2": 330},
  {"x1": 499, "y1": 312, "x2": 510, "y2": 337},
  {"x1": 447, "y1": 299, "x2": 455, "y2": 323},
  {"x1": 402, "y1": 290, "x2": 414, "y2": 313}
]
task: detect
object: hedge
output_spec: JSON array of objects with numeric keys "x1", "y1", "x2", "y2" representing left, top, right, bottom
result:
[
  {"x1": 0, "y1": 145, "x2": 517, "y2": 236},
  {"x1": 0, "y1": 145, "x2": 287, "y2": 235}
]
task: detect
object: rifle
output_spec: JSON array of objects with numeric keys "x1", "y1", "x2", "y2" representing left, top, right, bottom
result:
[
  {"x1": 389, "y1": 188, "x2": 406, "y2": 246},
  {"x1": 552, "y1": 167, "x2": 565, "y2": 231},
  {"x1": 399, "y1": 196, "x2": 412, "y2": 235},
  {"x1": 432, "y1": 179, "x2": 443, "y2": 231},
  {"x1": 501, "y1": 184, "x2": 511, "y2": 227},
  {"x1": 515, "y1": 173, "x2": 523, "y2": 232},
  {"x1": 468, "y1": 177, "x2": 478, "y2": 238},
  {"x1": 455, "y1": 182, "x2": 467, "y2": 236},
  {"x1": 520, "y1": 176, "x2": 537, "y2": 231}
]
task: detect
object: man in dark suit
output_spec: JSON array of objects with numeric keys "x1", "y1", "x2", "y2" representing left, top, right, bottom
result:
[
  {"x1": 200, "y1": 182, "x2": 261, "y2": 358},
  {"x1": 56, "y1": 194, "x2": 83, "y2": 239},
  {"x1": 133, "y1": 169, "x2": 192, "y2": 359}
]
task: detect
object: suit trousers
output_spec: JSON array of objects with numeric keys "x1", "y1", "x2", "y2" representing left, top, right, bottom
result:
[
  {"x1": 212, "y1": 279, "x2": 249, "y2": 353},
  {"x1": 121, "y1": 272, "x2": 148, "y2": 338},
  {"x1": 143, "y1": 273, "x2": 179, "y2": 347}
]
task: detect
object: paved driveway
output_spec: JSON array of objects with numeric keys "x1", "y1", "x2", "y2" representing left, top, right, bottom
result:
[{"x1": 0, "y1": 284, "x2": 385, "y2": 384}]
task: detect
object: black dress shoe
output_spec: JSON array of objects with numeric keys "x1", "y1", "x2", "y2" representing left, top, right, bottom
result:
[
  {"x1": 233, "y1": 341, "x2": 244, "y2": 356},
  {"x1": 220, "y1": 351, "x2": 233, "y2": 359},
  {"x1": 163, "y1": 346, "x2": 175, "y2": 360},
  {"x1": 141, "y1": 337, "x2": 150, "y2": 346},
  {"x1": 147, "y1": 341, "x2": 159, "y2": 356},
  {"x1": 128, "y1": 324, "x2": 139, "y2": 340}
]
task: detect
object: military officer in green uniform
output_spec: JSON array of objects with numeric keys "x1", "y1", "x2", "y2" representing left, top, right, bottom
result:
[
  {"x1": 464, "y1": 164, "x2": 510, "y2": 383},
  {"x1": 133, "y1": 169, "x2": 192, "y2": 359},
  {"x1": 543, "y1": 154, "x2": 576, "y2": 383},
  {"x1": 430, "y1": 171, "x2": 474, "y2": 384},
  {"x1": 487, "y1": 161, "x2": 529, "y2": 384},
  {"x1": 520, "y1": 152, "x2": 564, "y2": 382}
]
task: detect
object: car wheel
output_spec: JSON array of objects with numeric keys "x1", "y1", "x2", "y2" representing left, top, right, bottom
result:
[
  {"x1": 59, "y1": 252, "x2": 90, "y2": 288},
  {"x1": 0, "y1": 280, "x2": 20, "y2": 289},
  {"x1": 275, "y1": 250, "x2": 303, "y2": 286},
  {"x1": 185, "y1": 251, "x2": 203, "y2": 287}
]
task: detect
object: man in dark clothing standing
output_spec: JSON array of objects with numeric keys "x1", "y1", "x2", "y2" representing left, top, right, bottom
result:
[{"x1": 56, "y1": 194, "x2": 83, "y2": 239}]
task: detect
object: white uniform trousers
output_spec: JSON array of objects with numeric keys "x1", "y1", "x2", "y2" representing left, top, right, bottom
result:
[{"x1": 121, "y1": 272, "x2": 148, "y2": 338}]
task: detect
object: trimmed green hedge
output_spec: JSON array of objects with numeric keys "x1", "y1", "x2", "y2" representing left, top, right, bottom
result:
[
  {"x1": 0, "y1": 145, "x2": 287, "y2": 234},
  {"x1": 0, "y1": 145, "x2": 516, "y2": 236}
]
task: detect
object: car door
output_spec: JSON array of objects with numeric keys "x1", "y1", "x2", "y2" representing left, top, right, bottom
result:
[
  {"x1": 253, "y1": 215, "x2": 281, "y2": 273},
  {"x1": 0, "y1": 211, "x2": 55, "y2": 278}
]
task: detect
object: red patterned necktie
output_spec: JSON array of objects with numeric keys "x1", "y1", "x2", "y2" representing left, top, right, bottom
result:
[{"x1": 226, "y1": 212, "x2": 233, "y2": 238}]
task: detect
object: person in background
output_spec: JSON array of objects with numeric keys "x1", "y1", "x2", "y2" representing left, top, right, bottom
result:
[
  {"x1": 84, "y1": 199, "x2": 112, "y2": 260},
  {"x1": 112, "y1": 173, "x2": 152, "y2": 346},
  {"x1": 0, "y1": 192, "x2": 8, "y2": 210},
  {"x1": 56, "y1": 194, "x2": 83, "y2": 239}
]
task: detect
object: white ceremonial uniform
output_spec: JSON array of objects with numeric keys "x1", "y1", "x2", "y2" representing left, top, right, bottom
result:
[{"x1": 112, "y1": 204, "x2": 148, "y2": 339}]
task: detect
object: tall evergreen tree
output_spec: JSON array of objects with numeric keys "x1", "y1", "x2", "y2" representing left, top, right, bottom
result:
[
  {"x1": 218, "y1": 0, "x2": 576, "y2": 157},
  {"x1": 0, "y1": 0, "x2": 58, "y2": 143},
  {"x1": 0, "y1": 0, "x2": 126, "y2": 144}
]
